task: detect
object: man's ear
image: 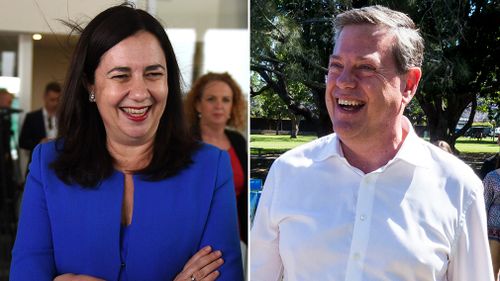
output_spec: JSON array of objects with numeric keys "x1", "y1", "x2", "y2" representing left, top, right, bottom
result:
[{"x1": 402, "y1": 67, "x2": 422, "y2": 105}]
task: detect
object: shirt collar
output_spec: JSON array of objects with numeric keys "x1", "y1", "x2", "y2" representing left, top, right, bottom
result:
[
  {"x1": 310, "y1": 133, "x2": 344, "y2": 162},
  {"x1": 312, "y1": 116, "x2": 431, "y2": 169},
  {"x1": 392, "y1": 116, "x2": 432, "y2": 168}
]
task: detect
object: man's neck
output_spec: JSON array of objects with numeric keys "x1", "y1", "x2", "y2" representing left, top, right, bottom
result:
[
  {"x1": 43, "y1": 107, "x2": 55, "y2": 117},
  {"x1": 340, "y1": 122, "x2": 409, "y2": 174}
]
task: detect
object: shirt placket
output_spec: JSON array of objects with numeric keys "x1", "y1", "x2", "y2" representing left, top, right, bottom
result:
[{"x1": 345, "y1": 173, "x2": 378, "y2": 281}]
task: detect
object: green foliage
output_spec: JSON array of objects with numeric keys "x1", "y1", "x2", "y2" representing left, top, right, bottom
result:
[
  {"x1": 478, "y1": 96, "x2": 500, "y2": 125},
  {"x1": 411, "y1": 0, "x2": 500, "y2": 145},
  {"x1": 251, "y1": 0, "x2": 500, "y2": 146},
  {"x1": 251, "y1": 0, "x2": 343, "y2": 128},
  {"x1": 251, "y1": 91, "x2": 288, "y2": 119},
  {"x1": 404, "y1": 98, "x2": 427, "y2": 125}
]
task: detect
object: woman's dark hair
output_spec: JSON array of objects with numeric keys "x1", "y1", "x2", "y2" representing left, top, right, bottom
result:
[{"x1": 52, "y1": 3, "x2": 198, "y2": 187}]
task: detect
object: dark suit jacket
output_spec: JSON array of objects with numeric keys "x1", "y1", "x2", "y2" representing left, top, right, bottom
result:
[
  {"x1": 225, "y1": 129, "x2": 248, "y2": 244},
  {"x1": 19, "y1": 109, "x2": 46, "y2": 152}
]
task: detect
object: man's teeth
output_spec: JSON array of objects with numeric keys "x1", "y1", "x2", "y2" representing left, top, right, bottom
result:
[
  {"x1": 338, "y1": 99, "x2": 363, "y2": 106},
  {"x1": 122, "y1": 107, "x2": 148, "y2": 115}
]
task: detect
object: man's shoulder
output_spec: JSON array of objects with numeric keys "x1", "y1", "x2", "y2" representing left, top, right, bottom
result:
[
  {"x1": 419, "y1": 139, "x2": 481, "y2": 187},
  {"x1": 25, "y1": 108, "x2": 43, "y2": 119}
]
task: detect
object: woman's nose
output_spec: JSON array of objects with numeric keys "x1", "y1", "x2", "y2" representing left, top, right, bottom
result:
[{"x1": 129, "y1": 76, "x2": 149, "y2": 100}]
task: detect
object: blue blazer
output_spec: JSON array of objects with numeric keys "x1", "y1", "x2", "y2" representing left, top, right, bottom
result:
[{"x1": 10, "y1": 141, "x2": 243, "y2": 281}]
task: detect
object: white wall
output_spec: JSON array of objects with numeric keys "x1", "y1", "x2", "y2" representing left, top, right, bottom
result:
[
  {"x1": 0, "y1": 0, "x2": 127, "y2": 34},
  {"x1": 0, "y1": 0, "x2": 247, "y2": 35}
]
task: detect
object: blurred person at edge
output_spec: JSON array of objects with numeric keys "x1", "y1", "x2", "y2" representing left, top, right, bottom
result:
[
  {"x1": 484, "y1": 134, "x2": 500, "y2": 280},
  {"x1": 0, "y1": 89, "x2": 14, "y2": 156},
  {"x1": 481, "y1": 135, "x2": 500, "y2": 179},
  {"x1": 10, "y1": 3, "x2": 243, "y2": 281},
  {"x1": 251, "y1": 5, "x2": 493, "y2": 281},
  {"x1": 0, "y1": 89, "x2": 15, "y2": 202},
  {"x1": 19, "y1": 82, "x2": 62, "y2": 157},
  {"x1": 185, "y1": 72, "x2": 248, "y2": 245}
]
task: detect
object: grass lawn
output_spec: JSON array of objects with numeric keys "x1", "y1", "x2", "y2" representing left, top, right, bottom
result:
[
  {"x1": 250, "y1": 134, "x2": 317, "y2": 154},
  {"x1": 455, "y1": 137, "x2": 499, "y2": 153},
  {"x1": 251, "y1": 134, "x2": 499, "y2": 154}
]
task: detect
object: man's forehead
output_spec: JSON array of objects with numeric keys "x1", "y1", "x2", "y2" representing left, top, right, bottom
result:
[
  {"x1": 338, "y1": 24, "x2": 393, "y2": 41},
  {"x1": 333, "y1": 24, "x2": 395, "y2": 56}
]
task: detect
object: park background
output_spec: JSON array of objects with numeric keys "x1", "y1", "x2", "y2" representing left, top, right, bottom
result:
[{"x1": 250, "y1": 0, "x2": 499, "y2": 182}]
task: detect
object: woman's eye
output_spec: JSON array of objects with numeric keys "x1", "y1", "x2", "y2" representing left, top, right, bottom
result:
[
  {"x1": 112, "y1": 74, "x2": 129, "y2": 79},
  {"x1": 146, "y1": 72, "x2": 164, "y2": 78}
]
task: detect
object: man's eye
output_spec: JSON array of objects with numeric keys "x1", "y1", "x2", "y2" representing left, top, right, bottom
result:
[
  {"x1": 330, "y1": 62, "x2": 343, "y2": 69},
  {"x1": 358, "y1": 65, "x2": 376, "y2": 71}
]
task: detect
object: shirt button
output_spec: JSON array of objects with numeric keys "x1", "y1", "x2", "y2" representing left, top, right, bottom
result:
[
  {"x1": 121, "y1": 262, "x2": 126, "y2": 268},
  {"x1": 353, "y1": 253, "x2": 360, "y2": 260},
  {"x1": 360, "y1": 215, "x2": 366, "y2": 221}
]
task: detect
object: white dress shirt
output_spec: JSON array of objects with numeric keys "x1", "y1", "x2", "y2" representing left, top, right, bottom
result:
[
  {"x1": 42, "y1": 107, "x2": 57, "y2": 139},
  {"x1": 251, "y1": 118, "x2": 493, "y2": 281}
]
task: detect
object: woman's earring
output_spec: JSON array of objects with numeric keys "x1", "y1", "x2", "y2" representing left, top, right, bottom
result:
[
  {"x1": 89, "y1": 91, "x2": 96, "y2": 102},
  {"x1": 197, "y1": 112, "x2": 201, "y2": 118}
]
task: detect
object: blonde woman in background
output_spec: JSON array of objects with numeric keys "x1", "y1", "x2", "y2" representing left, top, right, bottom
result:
[{"x1": 185, "y1": 72, "x2": 248, "y2": 244}]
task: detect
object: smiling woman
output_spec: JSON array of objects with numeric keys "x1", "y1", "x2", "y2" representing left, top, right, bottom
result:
[
  {"x1": 90, "y1": 31, "x2": 168, "y2": 147},
  {"x1": 10, "y1": 3, "x2": 243, "y2": 281}
]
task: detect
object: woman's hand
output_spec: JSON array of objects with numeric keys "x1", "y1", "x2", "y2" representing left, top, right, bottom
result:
[
  {"x1": 54, "y1": 274, "x2": 105, "y2": 281},
  {"x1": 174, "y1": 245, "x2": 224, "y2": 281}
]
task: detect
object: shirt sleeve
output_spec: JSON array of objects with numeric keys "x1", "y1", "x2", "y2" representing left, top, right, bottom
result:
[
  {"x1": 250, "y1": 162, "x2": 283, "y2": 281},
  {"x1": 447, "y1": 184, "x2": 495, "y2": 281},
  {"x1": 198, "y1": 150, "x2": 244, "y2": 281},
  {"x1": 10, "y1": 144, "x2": 56, "y2": 280}
]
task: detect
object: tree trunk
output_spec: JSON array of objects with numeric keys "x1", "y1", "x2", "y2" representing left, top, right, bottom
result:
[
  {"x1": 290, "y1": 112, "x2": 300, "y2": 138},
  {"x1": 417, "y1": 90, "x2": 476, "y2": 153},
  {"x1": 275, "y1": 116, "x2": 280, "y2": 135}
]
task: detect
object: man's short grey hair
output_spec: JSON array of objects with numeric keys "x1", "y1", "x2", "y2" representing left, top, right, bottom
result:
[{"x1": 334, "y1": 5, "x2": 424, "y2": 74}]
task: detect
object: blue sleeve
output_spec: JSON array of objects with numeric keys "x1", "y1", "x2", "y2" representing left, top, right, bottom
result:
[
  {"x1": 199, "y1": 150, "x2": 244, "y2": 281},
  {"x1": 10, "y1": 144, "x2": 56, "y2": 280}
]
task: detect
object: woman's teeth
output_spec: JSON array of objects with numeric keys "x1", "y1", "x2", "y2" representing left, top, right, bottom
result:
[{"x1": 121, "y1": 107, "x2": 149, "y2": 115}]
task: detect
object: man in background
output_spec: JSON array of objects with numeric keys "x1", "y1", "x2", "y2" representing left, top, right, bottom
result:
[{"x1": 19, "y1": 82, "x2": 61, "y2": 162}]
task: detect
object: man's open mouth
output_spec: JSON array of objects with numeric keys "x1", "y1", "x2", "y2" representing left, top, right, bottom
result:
[{"x1": 337, "y1": 98, "x2": 365, "y2": 111}]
